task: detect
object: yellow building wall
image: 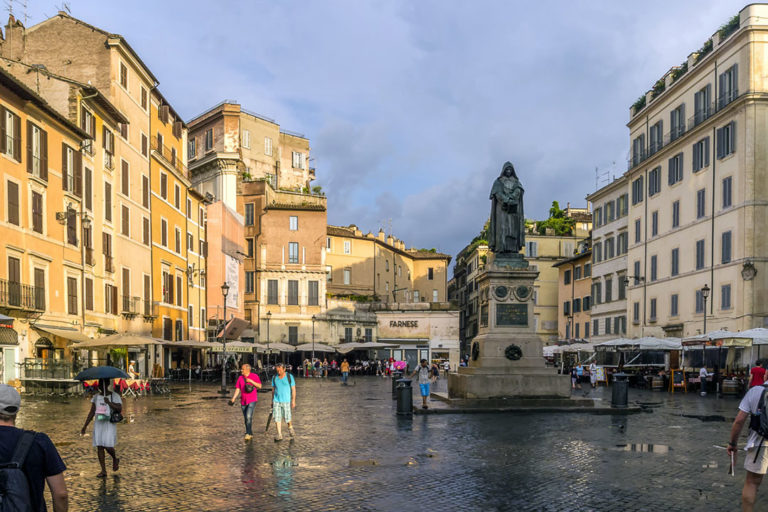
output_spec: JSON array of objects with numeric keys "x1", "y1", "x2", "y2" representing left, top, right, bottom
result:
[{"x1": 150, "y1": 96, "x2": 190, "y2": 340}]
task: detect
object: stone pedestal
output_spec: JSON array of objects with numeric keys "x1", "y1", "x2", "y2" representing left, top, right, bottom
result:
[{"x1": 448, "y1": 254, "x2": 570, "y2": 399}]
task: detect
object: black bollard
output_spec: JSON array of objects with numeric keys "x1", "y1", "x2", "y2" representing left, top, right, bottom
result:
[
  {"x1": 391, "y1": 371, "x2": 403, "y2": 398},
  {"x1": 396, "y1": 378, "x2": 413, "y2": 415},
  {"x1": 611, "y1": 373, "x2": 629, "y2": 408}
]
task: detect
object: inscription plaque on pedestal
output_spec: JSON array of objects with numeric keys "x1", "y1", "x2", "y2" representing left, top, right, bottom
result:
[{"x1": 496, "y1": 303, "x2": 528, "y2": 326}]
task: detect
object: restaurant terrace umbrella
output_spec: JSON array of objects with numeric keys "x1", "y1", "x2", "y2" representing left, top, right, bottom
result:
[
  {"x1": 70, "y1": 333, "x2": 162, "y2": 349},
  {"x1": 75, "y1": 366, "x2": 129, "y2": 381},
  {"x1": 255, "y1": 342, "x2": 296, "y2": 353},
  {"x1": 294, "y1": 343, "x2": 335, "y2": 352}
]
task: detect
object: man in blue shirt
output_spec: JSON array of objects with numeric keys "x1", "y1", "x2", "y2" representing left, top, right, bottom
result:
[
  {"x1": 0, "y1": 384, "x2": 68, "y2": 511},
  {"x1": 271, "y1": 363, "x2": 296, "y2": 441}
]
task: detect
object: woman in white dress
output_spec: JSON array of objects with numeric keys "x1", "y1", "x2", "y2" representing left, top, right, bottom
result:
[{"x1": 81, "y1": 378, "x2": 122, "y2": 477}]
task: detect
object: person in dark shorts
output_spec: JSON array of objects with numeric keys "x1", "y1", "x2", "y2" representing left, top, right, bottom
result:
[{"x1": 0, "y1": 383, "x2": 68, "y2": 511}]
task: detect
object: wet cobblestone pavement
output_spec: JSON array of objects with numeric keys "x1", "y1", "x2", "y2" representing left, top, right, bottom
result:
[{"x1": 13, "y1": 376, "x2": 759, "y2": 511}]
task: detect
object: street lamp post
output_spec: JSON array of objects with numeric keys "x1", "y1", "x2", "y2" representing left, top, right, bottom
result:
[
  {"x1": 701, "y1": 284, "x2": 715, "y2": 395},
  {"x1": 266, "y1": 311, "x2": 271, "y2": 369},
  {"x1": 220, "y1": 282, "x2": 230, "y2": 393},
  {"x1": 311, "y1": 315, "x2": 316, "y2": 363}
]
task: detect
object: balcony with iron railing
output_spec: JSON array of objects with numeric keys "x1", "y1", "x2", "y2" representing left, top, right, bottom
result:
[
  {"x1": 627, "y1": 89, "x2": 742, "y2": 171},
  {"x1": 0, "y1": 279, "x2": 45, "y2": 311},
  {"x1": 122, "y1": 295, "x2": 141, "y2": 317},
  {"x1": 151, "y1": 136, "x2": 187, "y2": 176}
]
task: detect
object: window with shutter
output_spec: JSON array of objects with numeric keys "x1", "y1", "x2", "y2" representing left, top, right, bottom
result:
[
  {"x1": 722, "y1": 231, "x2": 732, "y2": 264},
  {"x1": 121, "y1": 205, "x2": 130, "y2": 236},
  {"x1": 176, "y1": 275, "x2": 182, "y2": 306},
  {"x1": 67, "y1": 208, "x2": 77, "y2": 245},
  {"x1": 67, "y1": 277, "x2": 78, "y2": 315},
  {"x1": 104, "y1": 182, "x2": 112, "y2": 221},
  {"x1": 722, "y1": 177, "x2": 733, "y2": 208},
  {"x1": 160, "y1": 173, "x2": 167, "y2": 199},
  {"x1": 7, "y1": 181, "x2": 19, "y2": 226},
  {"x1": 121, "y1": 160, "x2": 129, "y2": 196},
  {"x1": 143, "y1": 218, "x2": 150, "y2": 246},
  {"x1": 85, "y1": 277, "x2": 93, "y2": 311},
  {"x1": 31, "y1": 191, "x2": 42, "y2": 233}
]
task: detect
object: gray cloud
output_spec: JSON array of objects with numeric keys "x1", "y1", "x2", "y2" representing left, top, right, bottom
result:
[{"x1": 27, "y1": 0, "x2": 746, "y2": 264}]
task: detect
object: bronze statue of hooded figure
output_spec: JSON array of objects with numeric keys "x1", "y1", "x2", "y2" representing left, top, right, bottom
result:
[{"x1": 488, "y1": 162, "x2": 525, "y2": 254}]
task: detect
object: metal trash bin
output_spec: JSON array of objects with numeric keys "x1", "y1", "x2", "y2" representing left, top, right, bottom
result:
[
  {"x1": 391, "y1": 371, "x2": 403, "y2": 398},
  {"x1": 396, "y1": 378, "x2": 413, "y2": 415},
  {"x1": 611, "y1": 373, "x2": 629, "y2": 409}
]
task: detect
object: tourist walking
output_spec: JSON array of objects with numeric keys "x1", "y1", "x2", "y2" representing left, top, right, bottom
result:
[
  {"x1": 570, "y1": 366, "x2": 579, "y2": 390},
  {"x1": 271, "y1": 363, "x2": 296, "y2": 441},
  {"x1": 229, "y1": 364, "x2": 262, "y2": 441},
  {"x1": 0, "y1": 384, "x2": 68, "y2": 512},
  {"x1": 322, "y1": 358, "x2": 329, "y2": 378},
  {"x1": 589, "y1": 362, "x2": 598, "y2": 388},
  {"x1": 410, "y1": 359, "x2": 435, "y2": 410},
  {"x1": 727, "y1": 380, "x2": 768, "y2": 511},
  {"x1": 340, "y1": 358, "x2": 350, "y2": 385},
  {"x1": 750, "y1": 360, "x2": 766, "y2": 388},
  {"x1": 80, "y1": 378, "x2": 122, "y2": 478}
]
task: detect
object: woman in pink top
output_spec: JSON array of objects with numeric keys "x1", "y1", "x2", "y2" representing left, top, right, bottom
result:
[{"x1": 229, "y1": 364, "x2": 262, "y2": 441}]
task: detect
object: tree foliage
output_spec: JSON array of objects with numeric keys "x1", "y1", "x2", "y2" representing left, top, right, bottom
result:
[{"x1": 535, "y1": 201, "x2": 575, "y2": 236}]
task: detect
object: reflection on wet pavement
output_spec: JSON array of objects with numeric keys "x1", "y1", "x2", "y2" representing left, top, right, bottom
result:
[{"x1": 9, "y1": 378, "x2": 748, "y2": 511}]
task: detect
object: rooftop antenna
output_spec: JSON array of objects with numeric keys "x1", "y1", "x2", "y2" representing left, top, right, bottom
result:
[
  {"x1": 594, "y1": 166, "x2": 610, "y2": 191},
  {"x1": 20, "y1": 0, "x2": 26, "y2": 26},
  {"x1": 55, "y1": 2, "x2": 70, "y2": 14}
]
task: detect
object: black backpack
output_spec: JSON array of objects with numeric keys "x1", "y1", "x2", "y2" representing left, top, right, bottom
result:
[
  {"x1": 0, "y1": 430, "x2": 36, "y2": 512},
  {"x1": 750, "y1": 386, "x2": 768, "y2": 438}
]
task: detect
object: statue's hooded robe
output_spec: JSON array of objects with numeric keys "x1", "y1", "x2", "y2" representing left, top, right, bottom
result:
[{"x1": 488, "y1": 162, "x2": 525, "y2": 254}]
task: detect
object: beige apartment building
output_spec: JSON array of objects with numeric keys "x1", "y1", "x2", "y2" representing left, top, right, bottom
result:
[
  {"x1": 188, "y1": 101, "x2": 313, "y2": 209},
  {"x1": 451, "y1": 243, "x2": 489, "y2": 354},
  {"x1": 522, "y1": 219, "x2": 591, "y2": 344},
  {"x1": 553, "y1": 250, "x2": 592, "y2": 340},
  {"x1": 0, "y1": 12, "x2": 159, "y2": 341},
  {"x1": 625, "y1": 5, "x2": 768, "y2": 338},
  {"x1": 239, "y1": 179, "x2": 327, "y2": 346},
  {"x1": 325, "y1": 225, "x2": 451, "y2": 304},
  {"x1": 587, "y1": 176, "x2": 629, "y2": 341}
]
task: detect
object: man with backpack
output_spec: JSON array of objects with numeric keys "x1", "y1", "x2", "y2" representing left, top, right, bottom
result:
[
  {"x1": 0, "y1": 384, "x2": 68, "y2": 511},
  {"x1": 728, "y1": 380, "x2": 768, "y2": 511},
  {"x1": 271, "y1": 363, "x2": 296, "y2": 442}
]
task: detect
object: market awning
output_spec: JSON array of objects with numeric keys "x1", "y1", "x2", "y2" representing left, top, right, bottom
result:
[
  {"x1": 33, "y1": 324, "x2": 93, "y2": 343},
  {"x1": 682, "y1": 329, "x2": 743, "y2": 346},
  {"x1": 336, "y1": 341, "x2": 399, "y2": 354},
  {"x1": 595, "y1": 337, "x2": 681, "y2": 351},
  {"x1": 162, "y1": 340, "x2": 217, "y2": 349},
  {"x1": 377, "y1": 338, "x2": 430, "y2": 344},
  {"x1": 254, "y1": 342, "x2": 295, "y2": 353},
  {"x1": 294, "y1": 342, "x2": 335, "y2": 352},
  {"x1": 70, "y1": 333, "x2": 161, "y2": 349},
  {"x1": 0, "y1": 313, "x2": 14, "y2": 324}
]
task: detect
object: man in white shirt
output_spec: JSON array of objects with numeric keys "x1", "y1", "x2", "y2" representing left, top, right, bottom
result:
[
  {"x1": 700, "y1": 366, "x2": 710, "y2": 396},
  {"x1": 728, "y1": 383, "x2": 768, "y2": 511},
  {"x1": 589, "y1": 362, "x2": 598, "y2": 388}
]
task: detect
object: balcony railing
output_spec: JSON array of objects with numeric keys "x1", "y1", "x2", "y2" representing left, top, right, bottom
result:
[
  {"x1": 151, "y1": 136, "x2": 187, "y2": 176},
  {"x1": 627, "y1": 89, "x2": 743, "y2": 171},
  {"x1": 122, "y1": 295, "x2": 141, "y2": 316},
  {"x1": 0, "y1": 279, "x2": 44, "y2": 311},
  {"x1": 105, "y1": 256, "x2": 114, "y2": 273}
]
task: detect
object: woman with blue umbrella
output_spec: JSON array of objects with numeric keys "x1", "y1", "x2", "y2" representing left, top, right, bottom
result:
[{"x1": 78, "y1": 369, "x2": 124, "y2": 478}]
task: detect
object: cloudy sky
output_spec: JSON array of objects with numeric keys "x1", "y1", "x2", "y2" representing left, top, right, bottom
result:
[{"x1": 21, "y1": 0, "x2": 745, "y2": 260}]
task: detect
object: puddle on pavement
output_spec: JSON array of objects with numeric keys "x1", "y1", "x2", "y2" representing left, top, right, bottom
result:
[
  {"x1": 615, "y1": 443, "x2": 670, "y2": 454},
  {"x1": 349, "y1": 459, "x2": 378, "y2": 467},
  {"x1": 681, "y1": 414, "x2": 728, "y2": 422}
]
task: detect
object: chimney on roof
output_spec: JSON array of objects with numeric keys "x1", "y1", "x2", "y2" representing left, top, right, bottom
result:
[{"x1": 378, "y1": 229, "x2": 385, "y2": 241}]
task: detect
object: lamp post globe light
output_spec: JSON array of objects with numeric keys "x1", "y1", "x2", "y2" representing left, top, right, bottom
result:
[
  {"x1": 311, "y1": 314, "x2": 316, "y2": 363},
  {"x1": 220, "y1": 281, "x2": 230, "y2": 393}
]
